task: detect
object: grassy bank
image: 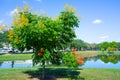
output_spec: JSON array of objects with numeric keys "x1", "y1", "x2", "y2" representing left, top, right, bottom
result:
[
  {"x1": 97, "y1": 51, "x2": 120, "y2": 54},
  {"x1": 77, "y1": 51, "x2": 98, "y2": 57},
  {"x1": 0, "y1": 67, "x2": 120, "y2": 80},
  {"x1": 0, "y1": 54, "x2": 32, "y2": 61},
  {"x1": 0, "y1": 51, "x2": 97, "y2": 62},
  {"x1": 77, "y1": 51, "x2": 120, "y2": 57}
]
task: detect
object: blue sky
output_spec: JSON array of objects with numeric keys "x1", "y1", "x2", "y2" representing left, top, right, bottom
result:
[{"x1": 0, "y1": 0, "x2": 120, "y2": 43}]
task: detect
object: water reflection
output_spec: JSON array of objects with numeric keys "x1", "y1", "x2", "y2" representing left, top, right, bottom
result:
[
  {"x1": 0, "y1": 55, "x2": 120, "y2": 69},
  {"x1": 0, "y1": 60, "x2": 33, "y2": 68},
  {"x1": 11, "y1": 61, "x2": 14, "y2": 68},
  {"x1": 81, "y1": 54, "x2": 120, "y2": 68},
  {"x1": 84, "y1": 55, "x2": 120, "y2": 64},
  {"x1": 0, "y1": 61, "x2": 3, "y2": 66},
  {"x1": 99, "y1": 55, "x2": 120, "y2": 64}
]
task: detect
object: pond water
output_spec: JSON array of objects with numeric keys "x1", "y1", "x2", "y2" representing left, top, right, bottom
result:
[
  {"x1": 0, "y1": 55, "x2": 120, "y2": 69},
  {"x1": 80, "y1": 55, "x2": 120, "y2": 68},
  {"x1": 0, "y1": 60, "x2": 33, "y2": 68}
]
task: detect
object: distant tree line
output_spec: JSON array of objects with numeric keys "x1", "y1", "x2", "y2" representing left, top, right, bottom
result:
[{"x1": 70, "y1": 39, "x2": 119, "y2": 52}]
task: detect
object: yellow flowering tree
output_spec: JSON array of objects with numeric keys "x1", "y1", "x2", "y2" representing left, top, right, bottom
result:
[{"x1": 8, "y1": 4, "x2": 80, "y2": 79}]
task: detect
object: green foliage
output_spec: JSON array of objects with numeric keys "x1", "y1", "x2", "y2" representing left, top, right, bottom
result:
[
  {"x1": 101, "y1": 48, "x2": 105, "y2": 51},
  {"x1": 0, "y1": 43, "x2": 3, "y2": 48},
  {"x1": 108, "y1": 47, "x2": 114, "y2": 53},
  {"x1": 50, "y1": 52, "x2": 63, "y2": 65},
  {"x1": 99, "y1": 41, "x2": 118, "y2": 53},
  {"x1": 9, "y1": 4, "x2": 80, "y2": 67},
  {"x1": 62, "y1": 52, "x2": 78, "y2": 68},
  {"x1": 33, "y1": 49, "x2": 50, "y2": 65},
  {"x1": 59, "y1": 11, "x2": 79, "y2": 46},
  {"x1": 60, "y1": 11, "x2": 79, "y2": 28},
  {"x1": 0, "y1": 31, "x2": 9, "y2": 48},
  {"x1": 100, "y1": 55, "x2": 119, "y2": 64},
  {"x1": 70, "y1": 39, "x2": 87, "y2": 50},
  {"x1": 117, "y1": 42, "x2": 120, "y2": 50},
  {"x1": 110, "y1": 41, "x2": 118, "y2": 48},
  {"x1": 0, "y1": 31, "x2": 9, "y2": 45},
  {"x1": 99, "y1": 42, "x2": 109, "y2": 51}
]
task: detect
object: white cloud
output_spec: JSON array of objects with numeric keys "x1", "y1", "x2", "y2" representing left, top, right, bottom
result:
[
  {"x1": 99, "y1": 35, "x2": 109, "y2": 42},
  {"x1": 92, "y1": 19, "x2": 102, "y2": 24},
  {"x1": 100, "y1": 35, "x2": 109, "y2": 39},
  {"x1": 10, "y1": 8, "x2": 19, "y2": 16}
]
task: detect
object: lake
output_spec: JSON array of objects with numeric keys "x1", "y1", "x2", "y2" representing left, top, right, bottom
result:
[
  {"x1": 0, "y1": 54, "x2": 120, "y2": 69},
  {"x1": 80, "y1": 54, "x2": 120, "y2": 68}
]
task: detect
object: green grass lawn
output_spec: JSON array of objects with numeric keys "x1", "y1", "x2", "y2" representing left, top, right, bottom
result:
[
  {"x1": 0, "y1": 54, "x2": 32, "y2": 61},
  {"x1": 0, "y1": 67, "x2": 120, "y2": 80},
  {"x1": 80, "y1": 68, "x2": 120, "y2": 80},
  {"x1": 0, "y1": 51, "x2": 120, "y2": 80}
]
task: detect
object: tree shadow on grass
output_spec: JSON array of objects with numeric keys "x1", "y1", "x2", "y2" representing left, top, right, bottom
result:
[{"x1": 23, "y1": 67, "x2": 85, "y2": 80}]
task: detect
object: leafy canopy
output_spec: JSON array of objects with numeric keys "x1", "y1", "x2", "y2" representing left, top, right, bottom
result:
[{"x1": 8, "y1": 4, "x2": 80, "y2": 67}]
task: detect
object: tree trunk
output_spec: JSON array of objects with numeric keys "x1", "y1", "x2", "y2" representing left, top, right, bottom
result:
[{"x1": 42, "y1": 60, "x2": 45, "y2": 80}]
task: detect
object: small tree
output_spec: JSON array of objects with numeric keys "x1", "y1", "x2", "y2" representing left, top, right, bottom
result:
[
  {"x1": 108, "y1": 41, "x2": 118, "y2": 54},
  {"x1": 8, "y1": 4, "x2": 80, "y2": 79},
  {"x1": 0, "y1": 31, "x2": 9, "y2": 48},
  {"x1": 99, "y1": 42, "x2": 109, "y2": 52}
]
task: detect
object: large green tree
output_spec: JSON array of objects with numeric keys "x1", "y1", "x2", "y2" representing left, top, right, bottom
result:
[{"x1": 8, "y1": 4, "x2": 80, "y2": 79}]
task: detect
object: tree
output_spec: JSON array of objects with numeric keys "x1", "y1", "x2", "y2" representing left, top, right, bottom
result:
[
  {"x1": 0, "y1": 32, "x2": 4, "y2": 47},
  {"x1": 86, "y1": 43, "x2": 98, "y2": 50},
  {"x1": 70, "y1": 39, "x2": 87, "y2": 51},
  {"x1": 108, "y1": 41, "x2": 118, "y2": 53},
  {"x1": 8, "y1": 4, "x2": 80, "y2": 79},
  {"x1": 110, "y1": 41, "x2": 117, "y2": 49},
  {"x1": 0, "y1": 31, "x2": 9, "y2": 48},
  {"x1": 0, "y1": 43, "x2": 3, "y2": 48},
  {"x1": 117, "y1": 42, "x2": 120, "y2": 50},
  {"x1": 98, "y1": 42, "x2": 109, "y2": 52},
  {"x1": 98, "y1": 41, "x2": 118, "y2": 53}
]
